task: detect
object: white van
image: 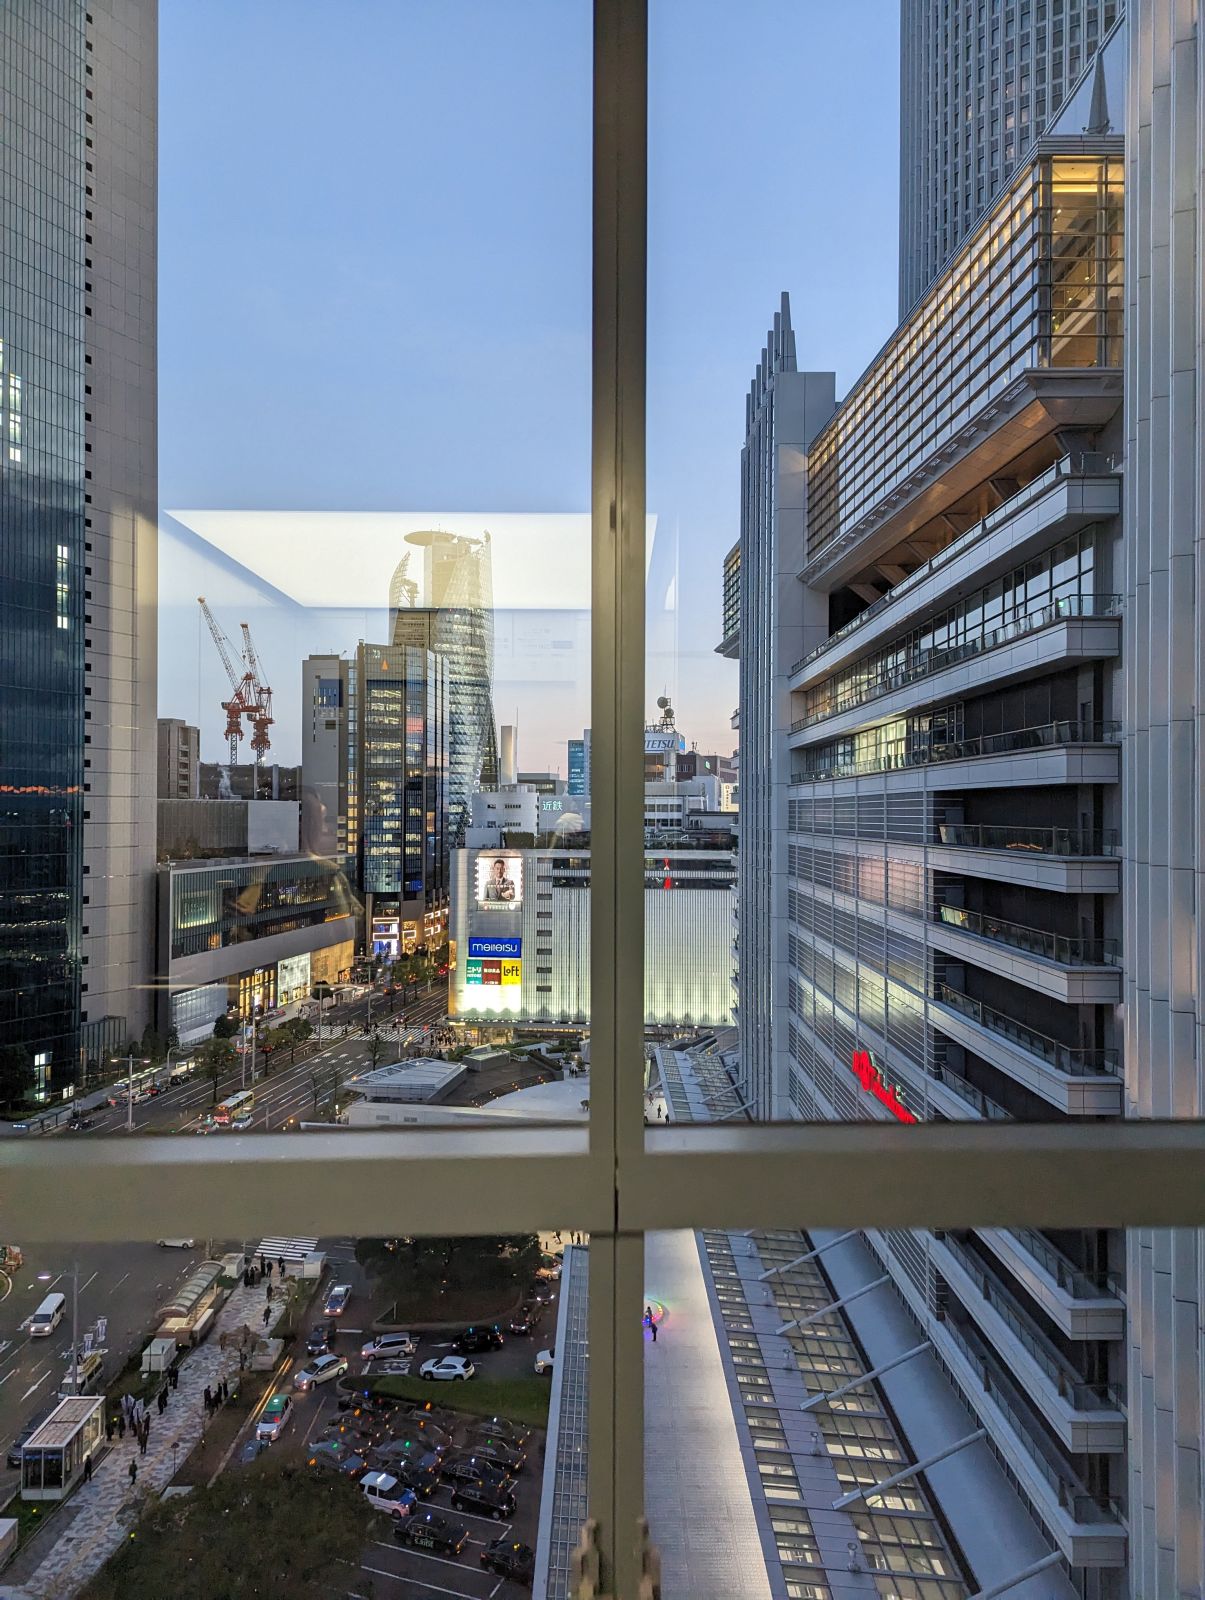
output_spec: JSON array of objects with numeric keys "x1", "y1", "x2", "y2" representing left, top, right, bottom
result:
[{"x1": 29, "y1": 1293, "x2": 66, "y2": 1338}]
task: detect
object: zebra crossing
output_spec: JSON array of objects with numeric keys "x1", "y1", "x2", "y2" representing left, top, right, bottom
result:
[{"x1": 252, "y1": 1235, "x2": 318, "y2": 1266}]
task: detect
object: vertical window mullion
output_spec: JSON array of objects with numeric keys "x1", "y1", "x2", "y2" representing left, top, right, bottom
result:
[{"x1": 588, "y1": 0, "x2": 649, "y2": 1594}]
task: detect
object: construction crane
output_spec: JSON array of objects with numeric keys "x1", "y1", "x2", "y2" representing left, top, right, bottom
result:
[
  {"x1": 197, "y1": 597, "x2": 273, "y2": 768},
  {"x1": 239, "y1": 621, "x2": 274, "y2": 761}
]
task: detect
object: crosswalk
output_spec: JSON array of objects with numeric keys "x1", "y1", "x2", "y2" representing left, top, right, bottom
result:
[{"x1": 252, "y1": 1235, "x2": 319, "y2": 1266}]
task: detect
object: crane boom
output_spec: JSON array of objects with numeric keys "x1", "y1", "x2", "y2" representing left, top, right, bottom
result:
[{"x1": 198, "y1": 597, "x2": 241, "y2": 688}]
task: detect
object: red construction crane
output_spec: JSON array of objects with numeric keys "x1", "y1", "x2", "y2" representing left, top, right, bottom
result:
[
  {"x1": 197, "y1": 597, "x2": 272, "y2": 767},
  {"x1": 239, "y1": 621, "x2": 274, "y2": 761}
]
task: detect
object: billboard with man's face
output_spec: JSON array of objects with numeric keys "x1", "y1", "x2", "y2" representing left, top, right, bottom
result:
[{"x1": 475, "y1": 852, "x2": 523, "y2": 909}]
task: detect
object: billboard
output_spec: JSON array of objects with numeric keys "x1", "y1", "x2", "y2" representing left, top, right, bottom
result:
[
  {"x1": 475, "y1": 852, "x2": 523, "y2": 909},
  {"x1": 465, "y1": 958, "x2": 523, "y2": 987},
  {"x1": 276, "y1": 952, "x2": 312, "y2": 1001},
  {"x1": 468, "y1": 936, "x2": 522, "y2": 959}
]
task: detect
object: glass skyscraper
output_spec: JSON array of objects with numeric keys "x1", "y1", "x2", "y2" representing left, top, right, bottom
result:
[
  {"x1": 390, "y1": 529, "x2": 498, "y2": 848},
  {"x1": 0, "y1": 6, "x2": 88, "y2": 1090}
]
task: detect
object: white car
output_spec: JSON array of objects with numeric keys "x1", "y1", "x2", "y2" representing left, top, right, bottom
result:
[
  {"x1": 293, "y1": 1352, "x2": 349, "y2": 1391},
  {"x1": 156, "y1": 1238, "x2": 195, "y2": 1250},
  {"x1": 255, "y1": 1393, "x2": 293, "y2": 1443},
  {"x1": 230, "y1": 1112, "x2": 254, "y2": 1130},
  {"x1": 534, "y1": 1347, "x2": 556, "y2": 1375},
  {"x1": 361, "y1": 1470, "x2": 417, "y2": 1518},
  {"x1": 419, "y1": 1355, "x2": 475, "y2": 1382},
  {"x1": 361, "y1": 1333, "x2": 416, "y2": 1362}
]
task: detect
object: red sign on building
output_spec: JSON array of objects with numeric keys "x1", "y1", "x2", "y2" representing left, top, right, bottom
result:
[{"x1": 851, "y1": 1049, "x2": 918, "y2": 1124}]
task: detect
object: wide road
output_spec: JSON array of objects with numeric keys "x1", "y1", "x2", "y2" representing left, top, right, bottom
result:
[
  {"x1": 70, "y1": 984, "x2": 449, "y2": 1137},
  {"x1": 0, "y1": 1240, "x2": 214, "y2": 1486}
]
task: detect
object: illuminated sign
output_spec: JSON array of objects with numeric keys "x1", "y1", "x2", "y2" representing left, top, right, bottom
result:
[
  {"x1": 474, "y1": 852, "x2": 523, "y2": 909},
  {"x1": 851, "y1": 1049, "x2": 917, "y2": 1124},
  {"x1": 468, "y1": 937, "x2": 522, "y2": 959},
  {"x1": 466, "y1": 957, "x2": 523, "y2": 987}
]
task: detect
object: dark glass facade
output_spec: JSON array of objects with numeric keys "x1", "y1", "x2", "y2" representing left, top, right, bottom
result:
[
  {"x1": 167, "y1": 857, "x2": 357, "y2": 962},
  {"x1": 0, "y1": 3, "x2": 87, "y2": 1088}
]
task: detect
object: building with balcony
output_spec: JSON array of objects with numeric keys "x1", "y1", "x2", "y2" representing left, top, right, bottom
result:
[{"x1": 734, "y1": 109, "x2": 1130, "y2": 1597}]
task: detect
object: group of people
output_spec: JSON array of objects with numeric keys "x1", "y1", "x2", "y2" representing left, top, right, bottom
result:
[
  {"x1": 109, "y1": 1388, "x2": 159, "y2": 1459},
  {"x1": 202, "y1": 1379, "x2": 229, "y2": 1416},
  {"x1": 240, "y1": 1252, "x2": 288, "y2": 1291}
]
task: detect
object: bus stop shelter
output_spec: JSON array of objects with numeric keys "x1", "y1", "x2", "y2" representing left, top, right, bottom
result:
[{"x1": 20, "y1": 1396, "x2": 104, "y2": 1501}]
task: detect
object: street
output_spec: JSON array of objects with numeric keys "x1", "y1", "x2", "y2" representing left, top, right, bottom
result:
[{"x1": 69, "y1": 986, "x2": 450, "y2": 1137}]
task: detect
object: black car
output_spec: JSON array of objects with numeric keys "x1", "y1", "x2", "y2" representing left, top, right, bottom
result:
[
  {"x1": 508, "y1": 1303, "x2": 539, "y2": 1336},
  {"x1": 340, "y1": 1388, "x2": 399, "y2": 1418},
  {"x1": 6, "y1": 1405, "x2": 54, "y2": 1470},
  {"x1": 474, "y1": 1415, "x2": 532, "y2": 1450},
  {"x1": 471, "y1": 1436, "x2": 527, "y2": 1475},
  {"x1": 322, "y1": 1411, "x2": 386, "y2": 1450},
  {"x1": 451, "y1": 1325, "x2": 504, "y2": 1354},
  {"x1": 306, "y1": 1319, "x2": 337, "y2": 1357},
  {"x1": 440, "y1": 1452, "x2": 514, "y2": 1490},
  {"x1": 306, "y1": 1440, "x2": 369, "y2": 1479},
  {"x1": 393, "y1": 1451, "x2": 441, "y2": 1498},
  {"x1": 394, "y1": 1511, "x2": 469, "y2": 1558},
  {"x1": 451, "y1": 1477, "x2": 517, "y2": 1520},
  {"x1": 481, "y1": 1537, "x2": 535, "y2": 1584}
]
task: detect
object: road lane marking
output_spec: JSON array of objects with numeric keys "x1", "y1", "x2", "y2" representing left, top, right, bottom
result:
[
  {"x1": 107, "y1": 1272, "x2": 130, "y2": 1296},
  {"x1": 359, "y1": 1563, "x2": 482, "y2": 1599},
  {"x1": 19, "y1": 1372, "x2": 50, "y2": 1402},
  {"x1": 371, "y1": 1539, "x2": 485, "y2": 1574}
]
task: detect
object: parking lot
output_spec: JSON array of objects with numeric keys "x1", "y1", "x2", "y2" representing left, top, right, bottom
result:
[{"x1": 245, "y1": 1273, "x2": 554, "y2": 1598}]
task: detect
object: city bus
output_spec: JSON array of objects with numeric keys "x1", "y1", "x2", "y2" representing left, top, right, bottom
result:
[{"x1": 214, "y1": 1089, "x2": 255, "y2": 1126}]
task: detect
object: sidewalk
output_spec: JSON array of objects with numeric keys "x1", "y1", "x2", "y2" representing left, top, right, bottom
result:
[{"x1": 0, "y1": 1276, "x2": 278, "y2": 1600}]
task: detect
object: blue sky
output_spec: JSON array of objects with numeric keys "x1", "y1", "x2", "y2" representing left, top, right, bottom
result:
[{"x1": 160, "y1": 0, "x2": 899, "y2": 768}]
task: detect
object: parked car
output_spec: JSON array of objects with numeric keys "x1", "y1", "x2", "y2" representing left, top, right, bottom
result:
[
  {"x1": 294, "y1": 1352, "x2": 349, "y2": 1391},
  {"x1": 156, "y1": 1238, "x2": 195, "y2": 1249},
  {"x1": 306, "y1": 1439, "x2": 368, "y2": 1478},
  {"x1": 451, "y1": 1325, "x2": 504, "y2": 1354},
  {"x1": 400, "y1": 1400, "x2": 456, "y2": 1431},
  {"x1": 508, "y1": 1303, "x2": 539, "y2": 1336},
  {"x1": 255, "y1": 1393, "x2": 294, "y2": 1443},
  {"x1": 440, "y1": 1452, "x2": 514, "y2": 1491},
  {"x1": 395, "y1": 1511, "x2": 469, "y2": 1558},
  {"x1": 361, "y1": 1470, "x2": 418, "y2": 1519},
  {"x1": 322, "y1": 1410, "x2": 386, "y2": 1450},
  {"x1": 472, "y1": 1415, "x2": 531, "y2": 1450},
  {"x1": 534, "y1": 1346, "x2": 556, "y2": 1375},
  {"x1": 371, "y1": 1439, "x2": 446, "y2": 1475},
  {"x1": 471, "y1": 1437, "x2": 527, "y2": 1475},
  {"x1": 396, "y1": 1453, "x2": 442, "y2": 1498},
  {"x1": 340, "y1": 1388, "x2": 400, "y2": 1419},
  {"x1": 419, "y1": 1355, "x2": 475, "y2": 1382},
  {"x1": 324, "y1": 1283, "x2": 352, "y2": 1316},
  {"x1": 361, "y1": 1332, "x2": 416, "y2": 1362},
  {"x1": 451, "y1": 1477, "x2": 517, "y2": 1520},
  {"x1": 306, "y1": 1319, "x2": 337, "y2": 1357},
  {"x1": 480, "y1": 1537, "x2": 535, "y2": 1583}
]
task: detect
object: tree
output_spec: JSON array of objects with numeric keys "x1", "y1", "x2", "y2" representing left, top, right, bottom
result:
[
  {"x1": 139, "y1": 1022, "x2": 165, "y2": 1062},
  {"x1": 367, "y1": 1031, "x2": 385, "y2": 1071},
  {"x1": 165, "y1": 1025, "x2": 180, "y2": 1054},
  {"x1": 211, "y1": 1013, "x2": 238, "y2": 1040},
  {"x1": 0, "y1": 1044, "x2": 33, "y2": 1110},
  {"x1": 79, "y1": 1466, "x2": 372, "y2": 1600},
  {"x1": 196, "y1": 1038, "x2": 235, "y2": 1106}
]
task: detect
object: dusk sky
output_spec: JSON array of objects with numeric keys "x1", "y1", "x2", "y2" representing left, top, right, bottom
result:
[{"x1": 159, "y1": 1, "x2": 899, "y2": 769}]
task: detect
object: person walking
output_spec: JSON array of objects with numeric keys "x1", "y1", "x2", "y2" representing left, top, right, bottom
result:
[
  {"x1": 221, "y1": 1378, "x2": 229, "y2": 1404},
  {"x1": 262, "y1": 1305, "x2": 271, "y2": 1327},
  {"x1": 259, "y1": 1253, "x2": 266, "y2": 1274},
  {"x1": 128, "y1": 1460, "x2": 137, "y2": 1488},
  {"x1": 265, "y1": 1259, "x2": 273, "y2": 1279},
  {"x1": 277, "y1": 1256, "x2": 285, "y2": 1277},
  {"x1": 171, "y1": 1365, "x2": 179, "y2": 1391},
  {"x1": 203, "y1": 1385, "x2": 212, "y2": 1412},
  {"x1": 84, "y1": 1453, "x2": 93, "y2": 1483},
  {"x1": 265, "y1": 1283, "x2": 273, "y2": 1304},
  {"x1": 651, "y1": 1318, "x2": 658, "y2": 1343},
  {"x1": 117, "y1": 1411, "x2": 125, "y2": 1441},
  {"x1": 105, "y1": 1418, "x2": 114, "y2": 1444}
]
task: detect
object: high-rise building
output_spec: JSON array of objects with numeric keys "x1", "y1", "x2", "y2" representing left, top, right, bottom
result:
[
  {"x1": 0, "y1": 1, "x2": 157, "y2": 1094},
  {"x1": 735, "y1": 44, "x2": 1132, "y2": 1592},
  {"x1": 389, "y1": 529, "x2": 497, "y2": 847},
  {"x1": 567, "y1": 729, "x2": 591, "y2": 797},
  {"x1": 899, "y1": 0, "x2": 1123, "y2": 313},
  {"x1": 303, "y1": 637, "x2": 450, "y2": 956},
  {"x1": 157, "y1": 718, "x2": 199, "y2": 799}
]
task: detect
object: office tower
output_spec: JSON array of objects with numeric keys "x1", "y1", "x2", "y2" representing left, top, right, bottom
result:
[
  {"x1": 157, "y1": 718, "x2": 199, "y2": 799},
  {"x1": 1124, "y1": 6, "x2": 1205, "y2": 1587},
  {"x1": 567, "y1": 729, "x2": 591, "y2": 797},
  {"x1": 300, "y1": 655, "x2": 351, "y2": 862},
  {"x1": 0, "y1": 1, "x2": 157, "y2": 1094},
  {"x1": 389, "y1": 529, "x2": 497, "y2": 847},
  {"x1": 899, "y1": 0, "x2": 1122, "y2": 314},
  {"x1": 737, "y1": 86, "x2": 1129, "y2": 1594}
]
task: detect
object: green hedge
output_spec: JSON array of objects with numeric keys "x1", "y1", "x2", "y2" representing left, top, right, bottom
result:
[{"x1": 366, "y1": 1372, "x2": 550, "y2": 1429}]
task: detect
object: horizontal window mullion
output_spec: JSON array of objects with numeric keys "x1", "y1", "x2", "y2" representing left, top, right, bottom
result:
[{"x1": 0, "y1": 1130, "x2": 613, "y2": 1243}]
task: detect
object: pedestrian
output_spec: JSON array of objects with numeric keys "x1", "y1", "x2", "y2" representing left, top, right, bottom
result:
[
  {"x1": 105, "y1": 1418, "x2": 114, "y2": 1443},
  {"x1": 158, "y1": 1388, "x2": 167, "y2": 1415},
  {"x1": 84, "y1": 1453, "x2": 93, "y2": 1483},
  {"x1": 265, "y1": 1259, "x2": 273, "y2": 1279},
  {"x1": 221, "y1": 1378, "x2": 229, "y2": 1404},
  {"x1": 266, "y1": 1283, "x2": 273, "y2": 1304},
  {"x1": 262, "y1": 1305, "x2": 271, "y2": 1327},
  {"x1": 239, "y1": 1349, "x2": 246, "y2": 1372},
  {"x1": 203, "y1": 1385, "x2": 212, "y2": 1411},
  {"x1": 651, "y1": 1319, "x2": 658, "y2": 1343},
  {"x1": 117, "y1": 1412, "x2": 126, "y2": 1441},
  {"x1": 128, "y1": 1460, "x2": 137, "y2": 1488},
  {"x1": 139, "y1": 1431, "x2": 147, "y2": 1458},
  {"x1": 259, "y1": 1253, "x2": 266, "y2": 1274},
  {"x1": 277, "y1": 1256, "x2": 285, "y2": 1277},
  {"x1": 171, "y1": 1365, "x2": 178, "y2": 1391}
]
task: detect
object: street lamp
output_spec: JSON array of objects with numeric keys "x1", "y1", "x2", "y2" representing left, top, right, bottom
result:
[{"x1": 108, "y1": 1052, "x2": 149, "y2": 1133}]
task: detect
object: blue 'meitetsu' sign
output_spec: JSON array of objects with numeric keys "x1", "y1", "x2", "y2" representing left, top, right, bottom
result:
[{"x1": 467, "y1": 937, "x2": 522, "y2": 959}]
